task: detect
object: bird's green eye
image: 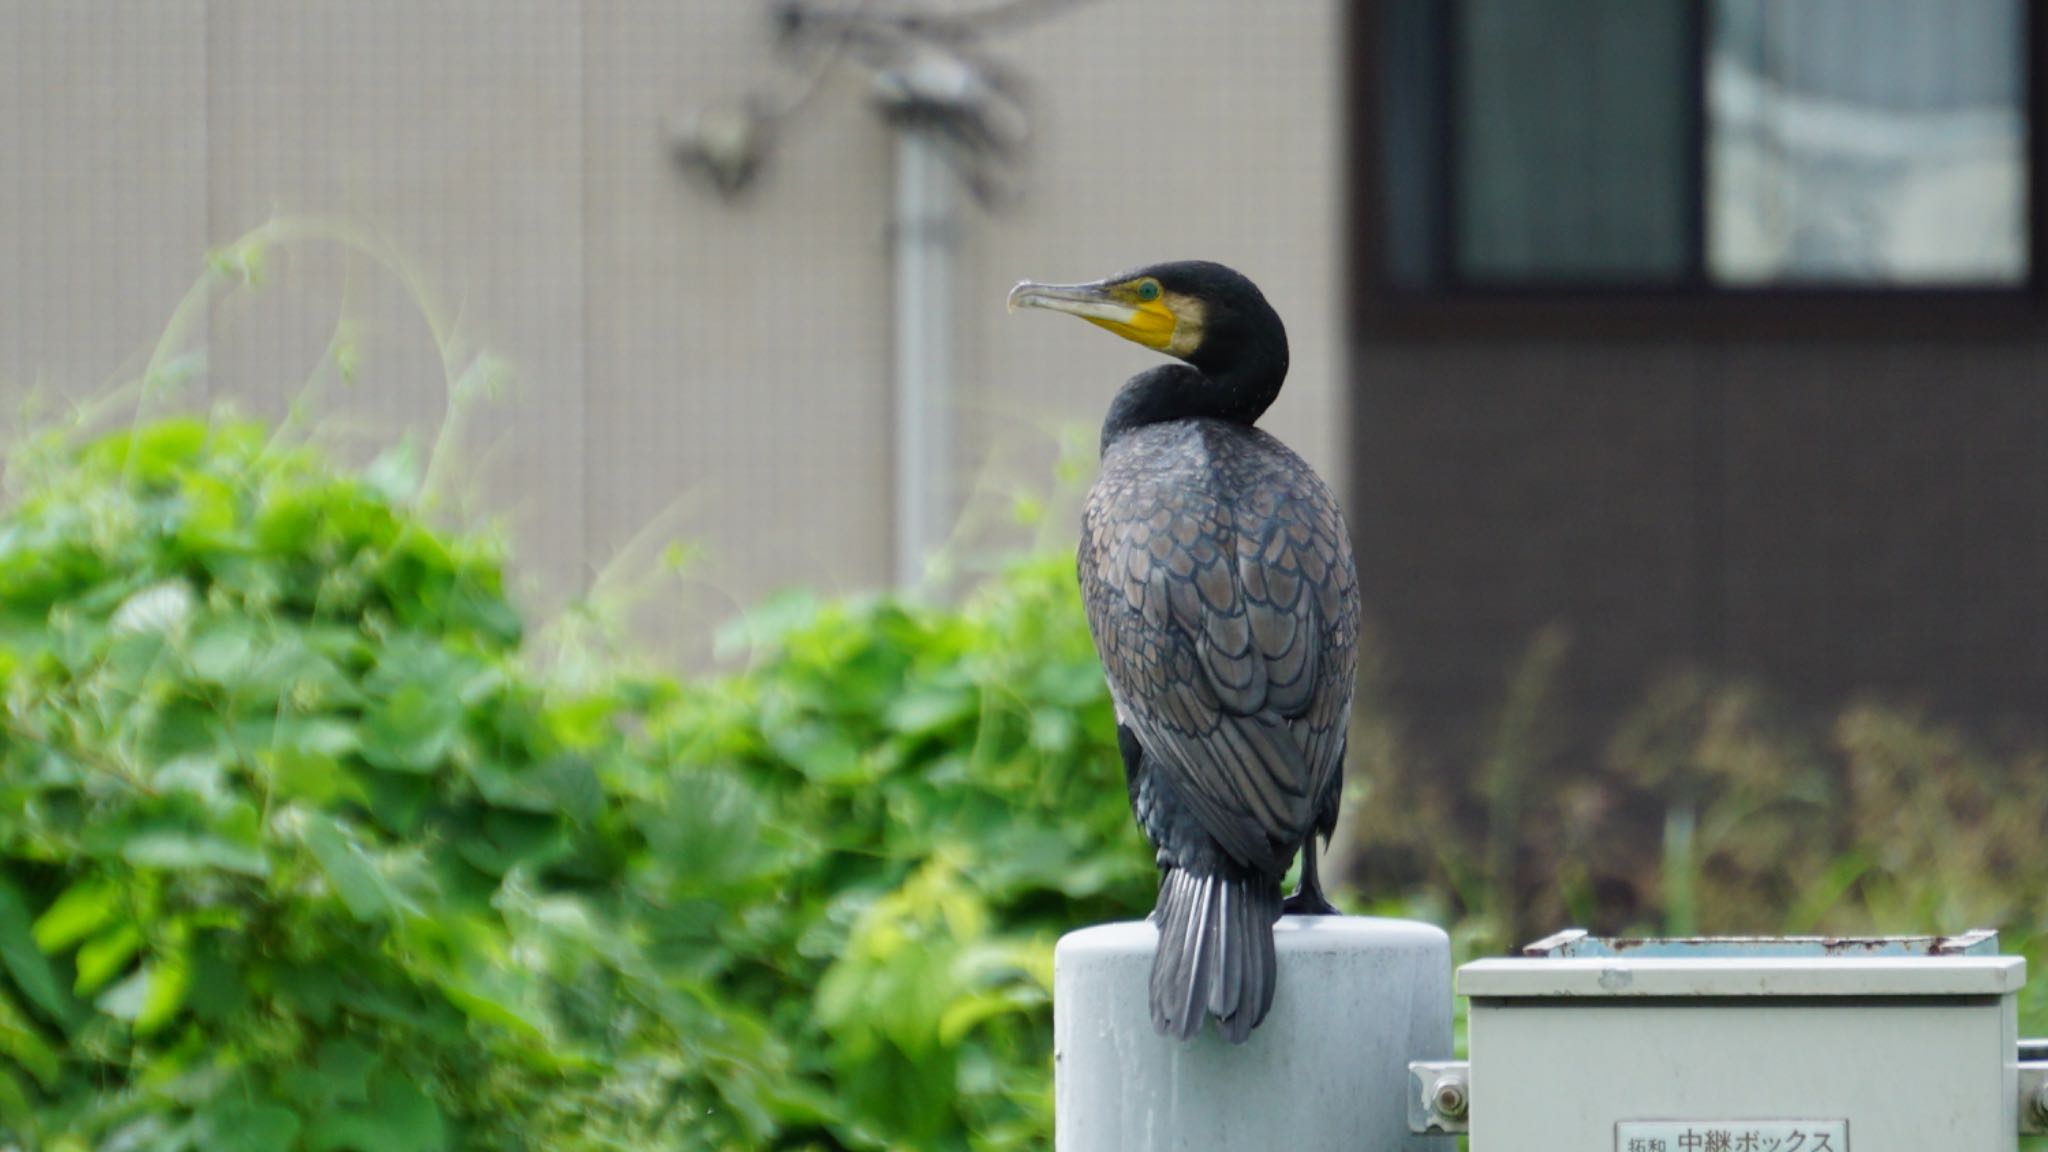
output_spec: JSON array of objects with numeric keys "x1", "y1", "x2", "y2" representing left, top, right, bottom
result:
[{"x1": 1136, "y1": 279, "x2": 1162, "y2": 302}]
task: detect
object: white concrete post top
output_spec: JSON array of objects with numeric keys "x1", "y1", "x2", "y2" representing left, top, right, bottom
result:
[{"x1": 1054, "y1": 916, "x2": 1453, "y2": 1152}]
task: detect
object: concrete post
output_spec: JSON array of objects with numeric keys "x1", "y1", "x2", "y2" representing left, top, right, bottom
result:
[{"x1": 1054, "y1": 917, "x2": 1452, "y2": 1152}]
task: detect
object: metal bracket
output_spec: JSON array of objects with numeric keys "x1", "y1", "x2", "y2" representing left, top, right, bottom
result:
[
  {"x1": 1408, "y1": 1060, "x2": 1470, "y2": 1135},
  {"x1": 2020, "y1": 1058, "x2": 2048, "y2": 1135}
]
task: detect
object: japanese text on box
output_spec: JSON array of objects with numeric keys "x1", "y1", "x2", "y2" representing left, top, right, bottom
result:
[{"x1": 1618, "y1": 1119, "x2": 1847, "y2": 1152}]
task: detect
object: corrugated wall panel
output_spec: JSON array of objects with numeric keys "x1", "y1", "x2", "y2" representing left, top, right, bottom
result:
[
  {"x1": 0, "y1": 1, "x2": 208, "y2": 430},
  {"x1": 205, "y1": 0, "x2": 586, "y2": 601},
  {"x1": 582, "y1": 0, "x2": 893, "y2": 662}
]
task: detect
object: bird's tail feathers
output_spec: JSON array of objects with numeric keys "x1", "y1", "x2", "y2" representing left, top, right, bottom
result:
[{"x1": 1149, "y1": 865, "x2": 1281, "y2": 1044}]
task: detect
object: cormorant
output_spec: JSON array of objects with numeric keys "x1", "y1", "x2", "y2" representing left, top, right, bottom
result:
[{"x1": 1007, "y1": 261, "x2": 1358, "y2": 1043}]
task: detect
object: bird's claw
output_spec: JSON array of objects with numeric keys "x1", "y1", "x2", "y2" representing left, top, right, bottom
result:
[{"x1": 1282, "y1": 888, "x2": 1341, "y2": 917}]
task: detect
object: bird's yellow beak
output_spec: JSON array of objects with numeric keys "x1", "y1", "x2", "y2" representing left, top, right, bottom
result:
[{"x1": 1007, "y1": 277, "x2": 1181, "y2": 352}]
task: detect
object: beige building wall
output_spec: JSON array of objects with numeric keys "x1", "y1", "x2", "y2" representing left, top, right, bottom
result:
[{"x1": 0, "y1": 1, "x2": 1346, "y2": 662}]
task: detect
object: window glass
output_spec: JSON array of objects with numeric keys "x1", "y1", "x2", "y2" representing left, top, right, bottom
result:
[
  {"x1": 1708, "y1": 0, "x2": 2027, "y2": 285},
  {"x1": 1382, "y1": 0, "x2": 2032, "y2": 292},
  {"x1": 1455, "y1": 0, "x2": 1693, "y2": 284}
]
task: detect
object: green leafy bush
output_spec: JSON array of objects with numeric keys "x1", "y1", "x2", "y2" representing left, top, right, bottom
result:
[
  {"x1": 0, "y1": 417, "x2": 795, "y2": 1149},
  {"x1": 0, "y1": 415, "x2": 1149, "y2": 1150},
  {"x1": 7, "y1": 411, "x2": 2045, "y2": 1151},
  {"x1": 646, "y1": 560, "x2": 1153, "y2": 1150}
]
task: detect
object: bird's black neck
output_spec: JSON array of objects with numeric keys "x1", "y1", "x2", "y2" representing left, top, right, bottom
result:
[{"x1": 1099, "y1": 336, "x2": 1288, "y2": 456}]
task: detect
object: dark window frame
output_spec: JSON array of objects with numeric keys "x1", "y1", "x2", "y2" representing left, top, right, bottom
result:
[{"x1": 1348, "y1": 0, "x2": 2048, "y2": 340}]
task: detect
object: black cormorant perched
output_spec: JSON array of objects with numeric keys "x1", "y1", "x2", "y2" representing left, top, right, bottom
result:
[{"x1": 1007, "y1": 261, "x2": 1358, "y2": 1043}]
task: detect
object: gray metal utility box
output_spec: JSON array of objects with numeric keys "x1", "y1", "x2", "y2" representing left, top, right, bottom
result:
[{"x1": 1456, "y1": 931, "x2": 2028, "y2": 1152}]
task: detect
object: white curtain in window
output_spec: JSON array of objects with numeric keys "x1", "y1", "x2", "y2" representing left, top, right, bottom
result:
[{"x1": 1709, "y1": 0, "x2": 2025, "y2": 285}]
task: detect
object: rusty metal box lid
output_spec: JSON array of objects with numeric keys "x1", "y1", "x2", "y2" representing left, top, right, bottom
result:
[{"x1": 1459, "y1": 929, "x2": 2028, "y2": 999}]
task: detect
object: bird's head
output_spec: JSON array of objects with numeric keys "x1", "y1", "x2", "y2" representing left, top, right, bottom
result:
[
  {"x1": 1005, "y1": 260, "x2": 1284, "y2": 384},
  {"x1": 1009, "y1": 260, "x2": 1290, "y2": 444}
]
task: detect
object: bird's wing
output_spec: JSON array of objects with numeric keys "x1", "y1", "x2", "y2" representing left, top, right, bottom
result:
[
  {"x1": 1082, "y1": 446, "x2": 1355, "y2": 870},
  {"x1": 1239, "y1": 458, "x2": 1357, "y2": 825}
]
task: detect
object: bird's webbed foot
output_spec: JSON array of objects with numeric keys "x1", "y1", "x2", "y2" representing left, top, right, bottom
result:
[
  {"x1": 1282, "y1": 839, "x2": 1341, "y2": 916},
  {"x1": 1281, "y1": 886, "x2": 1341, "y2": 917}
]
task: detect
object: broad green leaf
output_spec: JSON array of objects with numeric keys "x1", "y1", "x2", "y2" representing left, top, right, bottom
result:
[
  {"x1": 936, "y1": 986, "x2": 1041, "y2": 1047},
  {"x1": 72, "y1": 925, "x2": 141, "y2": 996},
  {"x1": 0, "y1": 877, "x2": 73, "y2": 1024},
  {"x1": 313, "y1": 1037, "x2": 379, "y2": 1105},
  {"x1": 536, "y1": 756, "x2": 603, "y2": 823},
  {"x1": 361, "y1": 682, "x2": 464, "y2": 773},
  {"x1": 153, "y1": 752, "x2": 228, "y2": 800},
  {"x1": 308, "y1": 1065, "x2": 446, "y2": 1152},
  {"x1": 1028, "y1": 706, "x2": 1080, "y2": 753},
  {"x1": 109, "y1": 580, "x2": 195, "y2": 637},
  {"x1": 456, "y1": 810, "x2": 565, "y2": 877},
  {"x1": 173, "y1": 469, "x2": 240, "y2": 549},
  {"x1": 278, "y1": 716, "x2": 359, "y2": 760},
  {"x1": 186, "y1": 622, "x2": 259, "y2": 686},
  {"x1": 32, "y1": 879, "x2": 121, "y2": 953},
  {"x1": 756, "y1": 1078, "x2": 848, "y2": 1128},
  {"x1": 263, "y1": 740, "x2": 367, "y2": 807},
  {"x1": 0, "y1": 986, "x2": 60, "y2": 1087},
  {"x1": 296, "y1": 812, "x2": 394, "y2": 923},
  {"x1": 763, "y1": 723, "x2": 868, "y2": 783},
  {"x1": 134, "y1": 944, "x2": 189, "y2": 1035},
  {"x1": 270, "y1": 964, "x2": 345, "y2": 1025},
  {"x1": 183, "y1": 931, "x2": 249, "y2": 1024},
  {"x1": 886, "y1": 686, "x2": 977, "y2": 737},
  {"x1": 361, "y1": 771, "x2": 434, "y2": 838},
  {"x1": 438, "y1": 956, "x2": 548, "y2": 1040},
  {"x1": 465, "y1": 762, "x2": 553, "y2": 814},
  {"x1": 644, "y1": 771, "x2": 766, "y2": 889},
  {"x1": 0, "y1": 1064, "x2": 34, "y2": 1131},
  {"x1": 200, "y1": 1098, "x2": 303, "y2": 1152},
  {"x1": 247, "y1": 634, "x2": 360, "y2": 708},
  {"x1": 121, "y1": 830, "x2": 270, "y2": 878}
]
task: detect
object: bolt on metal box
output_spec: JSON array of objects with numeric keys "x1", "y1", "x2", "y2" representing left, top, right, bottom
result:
[{"x1": 1450, "y1": 930, "x2": 2031, "y2": 1152}]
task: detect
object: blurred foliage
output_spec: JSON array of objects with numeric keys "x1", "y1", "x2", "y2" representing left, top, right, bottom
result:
[
  {"x1": 3, "y1": 413, "x2": 2046, "y2": 1151},
  {"x1": 0, "y1": 415, "x2": 1146, "y2": 1150},
  {"x1": 643, "y1": 554, "x2": 1153, "y2": 1151},
  {"x1": 0, "y1": 417, "x2": 732, "y2": 1150},
  {"x1": 1352, "y1": 628, "x2": 2048, "y2": 1040}
]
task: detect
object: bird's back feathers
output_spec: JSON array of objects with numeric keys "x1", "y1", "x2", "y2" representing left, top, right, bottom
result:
[{"x1": 1082, "y1": 417, "x2": 1358, "y2": 1041}]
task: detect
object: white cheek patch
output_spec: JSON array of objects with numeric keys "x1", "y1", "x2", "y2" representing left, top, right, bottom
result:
[{"x1": 1164, "y1": 293, "x2": 1207, "y2": 358}]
